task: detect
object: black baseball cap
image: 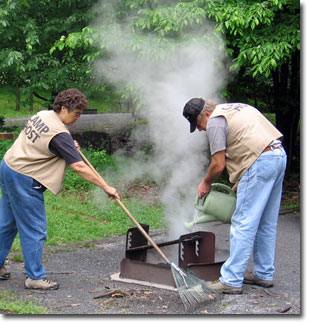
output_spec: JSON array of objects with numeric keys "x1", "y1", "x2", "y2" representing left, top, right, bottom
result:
[{"x1": 183, "y1": 98, "x2": 205, "y2": 133}]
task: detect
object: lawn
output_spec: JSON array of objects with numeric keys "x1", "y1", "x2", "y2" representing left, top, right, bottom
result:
[
  {"x1": 10, "y1": 189, "x2": 165, "y2": 252},
  {"x1": 0, "y1": 85, "x2": 46, "y2": 118},
  {"x1": 0, "y1": 137, "x2": 165, "y2": 315},
  {"x1": 0, "y1": 290, "x2": 48, "y2": 314},
  {"x1": 0, "y1": 139, "x2": 165, "y2": 254},
  {"x1": 0, "y1": 85, "x2": 120, "y2": 118}
]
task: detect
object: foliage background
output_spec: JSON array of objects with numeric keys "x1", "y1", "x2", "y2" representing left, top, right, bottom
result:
[{"x1": 0, "y1": 0, "x2": 300, "y2": 175}]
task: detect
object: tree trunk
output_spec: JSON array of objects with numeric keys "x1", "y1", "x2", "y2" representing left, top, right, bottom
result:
[
  {"x1": 29, "y1": 92, "x2": 34, "y2": 112},
  {"x1": 48, "y1": 90, "x2": 58, "y2": 110},
  {"x1": 272, "y1": 52, "x2": 300, "y2": 176},
  {"x1": 15, "y1": 84, "x2": 21, "y2": 111}
]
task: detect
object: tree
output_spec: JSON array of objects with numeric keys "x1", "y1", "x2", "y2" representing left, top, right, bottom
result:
[
  {"x1": 48, "y1": 0, "x2": 301, "y2": 173},
  {"x1": 202, "y1": 0, "x2": 300, "y2": 173},
  {"x1": 0, "y1": 0, "x2": 97, "y2": 109},
  {"x1": 123, "y1": 0, "x2": 301, "y2": 174}
]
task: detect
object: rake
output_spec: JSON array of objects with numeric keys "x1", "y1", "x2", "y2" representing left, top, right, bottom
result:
[{"x1": 78, "y1": 149, "x2": 217, "y2": 310}]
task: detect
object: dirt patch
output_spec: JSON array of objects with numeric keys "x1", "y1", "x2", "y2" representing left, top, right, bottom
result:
[
  {"x1": 121, "y1": 179, "x2": 300, "y2": 212},
  {"x1": 120, "y1": 180, "x2": 160, "y2": 203},
  {"x1": 281, "y1": 179, "x2": 300, "y2": 211}
]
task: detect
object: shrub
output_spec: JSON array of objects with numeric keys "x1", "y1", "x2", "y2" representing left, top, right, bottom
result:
[{"x1": 62, "y1": 146, "x2": 117, "y2": 192}]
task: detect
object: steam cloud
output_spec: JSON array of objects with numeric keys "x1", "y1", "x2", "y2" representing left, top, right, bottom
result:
[{"x1": 92, "y1": 1, "x2": 229, "y2": 239}]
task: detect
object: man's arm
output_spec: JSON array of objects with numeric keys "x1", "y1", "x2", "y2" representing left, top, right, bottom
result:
[{"x1": 198, "y1": 150, "x2": 226, "y2": 198}]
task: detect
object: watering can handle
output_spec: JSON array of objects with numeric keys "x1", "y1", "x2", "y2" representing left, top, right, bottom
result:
[
  {"x1": 211, "y1": 183, "x2": 236, "y2": 196},
  {"x1": 194, "y1": 194, "x2": 207, "y2": 212},
  {"x1": 194, "y1": 183, "x2": 235, "y2": 211}
]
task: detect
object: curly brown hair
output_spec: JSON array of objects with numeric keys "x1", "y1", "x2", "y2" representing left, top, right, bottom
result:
[{"x1": 53, "y1": 88, "x2": 88, "y2": 113}]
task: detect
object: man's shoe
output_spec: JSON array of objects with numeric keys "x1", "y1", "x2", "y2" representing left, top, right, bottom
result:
[
  {"x1": 0, "y1": 266, "x2": 10, "y2": 280},
  {"x1": 243, "y1": 272, "x2": 273, "y2": 288},
  {"x1": 24, "y1": 277, "x2": 59, "y2": 290},
  {"x1": 205, "y1": 279, "x2": 242, "y2": 294}
]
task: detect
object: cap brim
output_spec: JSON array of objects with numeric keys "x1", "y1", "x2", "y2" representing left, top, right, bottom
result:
[{"x1": 190, "y1": 121, "x2": 197, "y2": 133}]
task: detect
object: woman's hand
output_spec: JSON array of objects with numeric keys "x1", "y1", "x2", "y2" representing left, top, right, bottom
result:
[{"x1": 105, "y1": 186, "x2": 120, "y2": 200}]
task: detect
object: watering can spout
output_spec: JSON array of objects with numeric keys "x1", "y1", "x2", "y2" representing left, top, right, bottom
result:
[{"x1": 184, "y1": 214, "x2": 219, "y2": 231}]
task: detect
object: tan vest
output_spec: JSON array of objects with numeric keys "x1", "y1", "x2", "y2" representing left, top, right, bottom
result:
[
  {"x1": 209, "y1": 103, "x2": 283, "y2": 183},
  {"x1": 4, "y1": 110, "x2": 70, "y2": 194}
]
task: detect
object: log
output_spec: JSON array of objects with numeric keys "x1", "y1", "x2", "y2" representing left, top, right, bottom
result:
[{"x1": 0, "y1": 133, "x2": 14, "y2": 140}]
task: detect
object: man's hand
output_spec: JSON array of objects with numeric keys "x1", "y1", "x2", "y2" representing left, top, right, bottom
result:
[
  {"x1": 232, "y1": 182, "x2": 238, "y2": 192},
  {"x1": 198, "y1": 181, "x2": 211, "y2": 199}
]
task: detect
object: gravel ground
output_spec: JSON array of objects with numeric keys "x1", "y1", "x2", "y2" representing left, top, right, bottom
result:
[{"x1": 0, "y1": 213, "x2": 301, "y2": 317}]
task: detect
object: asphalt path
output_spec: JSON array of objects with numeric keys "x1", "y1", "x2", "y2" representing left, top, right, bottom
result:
[
  {"x1": 0, "y1": 213, "x2": 301, "y2": 316},
  {"x1": 1, "y1": 115, "x2": 302, "y2": 317},
  {"x1": 4, "y1": 113, "x2": 134, "y2": 134}
]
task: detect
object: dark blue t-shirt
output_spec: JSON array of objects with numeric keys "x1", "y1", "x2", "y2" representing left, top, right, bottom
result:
[{"x1": 49, "y1": 133, "x2": 81, "y2": 165}]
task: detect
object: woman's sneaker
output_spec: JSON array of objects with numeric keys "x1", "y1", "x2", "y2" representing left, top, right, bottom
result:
[
  {"x1": 24, "y1": 277, "x2": 59, "y2": 290},
  {"x1": 0, "y1": 266, "x2": 10, "y2": 280},
  {"x1": 243, "y1": 272, "x2": 273, "y2": 288}
]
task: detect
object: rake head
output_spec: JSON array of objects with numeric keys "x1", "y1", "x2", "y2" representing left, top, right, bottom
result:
[{"x1": 170, "y1": 262, "x2": 217, "y2": 310}]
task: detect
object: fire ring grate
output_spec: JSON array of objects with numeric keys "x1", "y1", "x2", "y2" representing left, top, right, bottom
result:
[{"x1": 115, "y1": 224, "x2": 228, "y2": 288}]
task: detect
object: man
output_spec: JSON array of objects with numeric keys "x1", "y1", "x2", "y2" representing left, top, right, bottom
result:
[
  {"x1": 0, "y1": 88, "x2": 119, "y2": 290},
  {"x1": 183, "y1": 98, "x2": 287, "y2": 294}
]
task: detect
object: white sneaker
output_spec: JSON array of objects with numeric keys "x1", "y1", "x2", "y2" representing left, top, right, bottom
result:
[{"x1": 24, "y1": 277, "x2": 59, "y2": 290}]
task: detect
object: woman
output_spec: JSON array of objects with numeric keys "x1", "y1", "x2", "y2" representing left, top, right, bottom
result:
[{"x1": 0, "y1": 88, "x2": 119, "y2": 290}]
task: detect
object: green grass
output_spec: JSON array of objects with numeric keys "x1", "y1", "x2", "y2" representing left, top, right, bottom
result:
[
  {"x1": 281, "y1": 201, "x2": 299, "y2": 210},
  {"x1": 264, "y1": 113, "x2": 276, "y2": 125},
  {"x1": 0, "y1": 137, "x2": 165, "y2": 254},
  {"x1": 10, "y1": 190, "x2": 165, "y2": 251},
  {"x1": 44, "y1": 191, "x2": 165, "y2": 246},
  {"x1": 0, "y1": 290, "x2": 48, "y2": 314},
  {"x1": 0, "y1": 85, "x2": 121, "y2": 118},
  {"x1": 0, "y1": 85, "x2": 46, "y2": 118}
]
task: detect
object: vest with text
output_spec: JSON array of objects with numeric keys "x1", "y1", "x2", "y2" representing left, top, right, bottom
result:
[
  {"x1": 209, "y1": 103, "x2": 283, "y2": 183},
  {"x1": 4, "y1": 110, "x2": 70, "y2": 194}
]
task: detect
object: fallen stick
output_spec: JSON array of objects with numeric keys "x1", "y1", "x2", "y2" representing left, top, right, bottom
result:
[
  {"x1": 93, "y1": 289, "x2": 130, "y2": 299},
  {"x1": 277, "y1": 305, "x2": 292, "y2": 313}
]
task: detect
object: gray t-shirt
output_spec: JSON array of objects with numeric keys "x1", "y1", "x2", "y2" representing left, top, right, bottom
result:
[{"x1": 206, "y1": 116, "x2": 228, "y2": 156}]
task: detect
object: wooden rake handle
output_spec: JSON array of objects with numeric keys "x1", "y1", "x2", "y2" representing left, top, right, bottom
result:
[{"x1": 77, "y1": 149, "x2": 170, "y2": 264}]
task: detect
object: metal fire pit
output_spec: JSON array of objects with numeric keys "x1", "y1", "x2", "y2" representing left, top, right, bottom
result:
[{"x1": 119, "y1": 224, "x2": 228, "y2": 288}]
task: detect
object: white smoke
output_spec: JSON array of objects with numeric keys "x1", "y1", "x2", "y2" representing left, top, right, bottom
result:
[{"x1": 92, "y1": 1, "x2": 229, "y2": 239}]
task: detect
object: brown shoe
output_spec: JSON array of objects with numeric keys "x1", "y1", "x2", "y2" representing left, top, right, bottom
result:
[
  {"x1": 0, "y1": 266, "x2": 10, "y2": 280},
  {"x1": 243, "y1": 272, "x2": 273, "y2": 288},
  {"x1": 24, "y1": 277, "x2": 59, "y2": 290},
  {"x1": 205, "y1": 279, "x2": 242, "y2": 294}
]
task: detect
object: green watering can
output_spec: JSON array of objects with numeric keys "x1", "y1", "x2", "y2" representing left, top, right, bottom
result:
[{"x1": 184, "y1": 183, "x2": 237, "y2": 232}]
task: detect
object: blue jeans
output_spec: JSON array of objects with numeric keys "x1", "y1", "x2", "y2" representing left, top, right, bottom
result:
[
  {"x1": 0, "y1": 160, "x2": 47, "y2": 279},
  {"x1": 220, "y1": 147, "x2": 287, "y2": 287}
]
